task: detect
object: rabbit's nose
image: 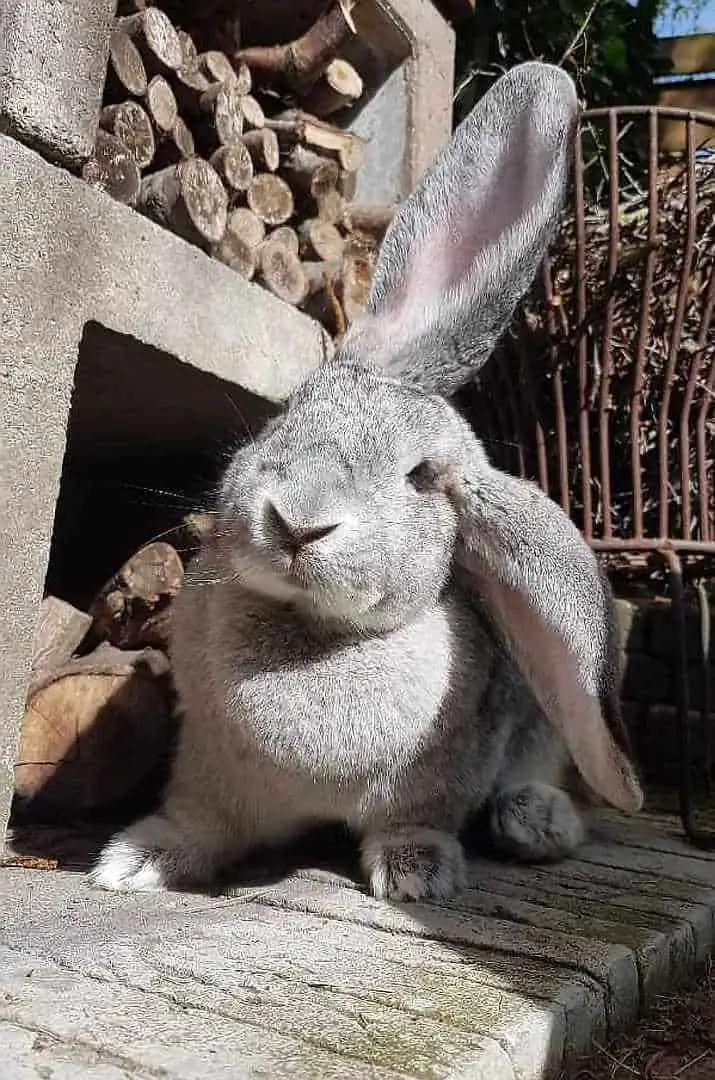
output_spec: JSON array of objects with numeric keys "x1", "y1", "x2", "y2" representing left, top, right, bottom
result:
[{"x1": 266, "y1": 500, "x2": 340, "y2": 552}]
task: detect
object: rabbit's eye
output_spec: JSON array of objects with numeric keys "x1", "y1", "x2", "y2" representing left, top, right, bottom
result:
[{"x1": 406, "y1": 460, "x2": 437, "y2": 492}]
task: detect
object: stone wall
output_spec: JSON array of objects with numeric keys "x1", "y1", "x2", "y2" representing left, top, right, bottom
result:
[{"x1": 614, "y1": 593, "x2": 714, "y2": 786}]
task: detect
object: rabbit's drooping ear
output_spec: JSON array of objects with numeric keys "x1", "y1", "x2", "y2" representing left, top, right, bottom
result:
[
  {"x1": 340, "y1": 62, "x2": 578, "y2": 396},
  {"x1": 447, "y1": 459, "x2": 643, "y2": 813}
]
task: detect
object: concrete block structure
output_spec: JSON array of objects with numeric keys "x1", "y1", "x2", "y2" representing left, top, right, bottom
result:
[{"x1": 0, "y1": 0, "x2": 457, "y2": 846}]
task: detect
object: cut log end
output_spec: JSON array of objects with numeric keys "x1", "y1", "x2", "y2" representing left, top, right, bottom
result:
[
  {"x1": 108, "y1": 29, "x2": 147, "y2": 97},
  {"x1": 146, "y1": 74, "x2": 178, "y2": 135},
  {"x1": 90, "y1": 541, "x2": 184, "y2": 652},
  {"x1": 212, "y1": 232, "x2": 257, "y2": 280},
  {"x1": 100, "y1": 102, "x2": 155, "y2": 170},
  {"x1": 303, "y1": 58, "x2": 364, "y2": 117},
  {"x1": 139, "y1": 158, "x2": 228, "y2": 247},
  {"x1": 200, "y1": 81, "x2": 245, "y2": 145},
  {"x1": 118, "y1": 9, "x2": 184, "y2": 73},
  {"x1": 242, "y1": 128, "x2": 279, "y2": 172},
  {"x1": 299, "y1": 218, "x2": 344, "y2": 263},
  {"x1": 225, "y1": 207, "x2": 266, "y2": 249},
  {"x1": 82, "y1": 132, "x2": 141, "y2": 206},
  {"x1": 247, "y1": 174, "x2": 295, "y2": 226},
  {"x1": 210, "y1": 142, "x2": 253, "y2": 192},
  {"x1": 240, "y1": 94, "x2": 266, "y2": 131},
  {"x1": 258, "y1": 245, "x2": 308, "y2": 306}
]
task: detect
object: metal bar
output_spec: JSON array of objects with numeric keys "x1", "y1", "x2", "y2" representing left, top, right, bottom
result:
[
  {"x1": 677, "y1": 119, "x2": 700, "y2": 540},
  {"x1": 695, "y1": 270, "x2": 715, "y2": 543},
  {"x1": 590, "y1": 537, "x2": 715, "y2": 553},
  {"x1": 573, "y1": 121, "x2": 593, "y2": 540},
  {"x1": 599, "y1": 110, "x2": 619, "y2": 540}
]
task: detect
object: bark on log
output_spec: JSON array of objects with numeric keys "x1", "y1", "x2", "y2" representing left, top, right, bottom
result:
[
  {"x1": 298, "y1": 218, "x2": 344, "y2": 263},
  {"x1": 258, "y1": 244, "x2": 308, "y2": 306},
  {"x1": 338, "y1": 168, "x2": 357, "y2": 200},
  {"x1": 302, "y1": 58, "x2": 364, "y2": 117},
  {"x1": 177, "y1": 28, "x2": 198, "y2": 68},
  {"x1": 301, "y1": 259, "x2": 345, "y2": 335},
  {"x1": 117, "y1": 9, "x2": 184, "y2": 74},
  {"x1": 280, "y1": 144, "x2": 340, "y2": 201},
  {"x1": 239, "y1": 94, "x2": 266, "y2": 131},
  {"x1": 316, "y1": 187, "x2": 345, "y2": 224},
  {"x1": 266, "y1": 110, "x2": 365, "y2": 171},
  {"x1": 100, "y1": 102, "x2": 155, "y2": 170},
  {"x1": 199, "y1": 49, "x2": 240, "y2": 86},
  {"x1": 235, "y1": 0, "x2": 359, "y2": 97},
  {"x1": 145, "y1": 74, "x2": 179, "y2": 135},
  {"x1": 107, "y1": 28, "x2": 147, "y2": 97},
  {"x1": 16, "y1": 644, "x2": 173, "y2": 811},
  {"x1": 172, "y1": 61, "x2": 211, "y2": 113},
  {"x1": 30, "y1": 597, "x2": 93, "y2": 681},
  {"x1": 138, "y1": 158, "x2": 228, "y2": 247},
  {"x1": 82, "y1": 132, "x2": 141, "y2": 206},
  {"x1": 152, "y1": 117, "x2": 196, "y2": 169},
  {"x1": 89, "y1": 541, "x2": 184, "y2": 652},
  {"x1": 241, "y1": 128, "x2": 279, "y2": 172},
  {"x1": 210, "y1": 142, "x2": 253, "y2": 193},
  {"x1": 247, "y1": 174, "x2": 294, "y2": 226},
  {"x1": 341, "y1": 247, "x2": 375, "y2": 323}
]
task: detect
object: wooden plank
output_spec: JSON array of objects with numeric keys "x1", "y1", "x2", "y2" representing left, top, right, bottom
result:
[{"x1": 659, "y1": 33, "x2": 715, "y2": 75}]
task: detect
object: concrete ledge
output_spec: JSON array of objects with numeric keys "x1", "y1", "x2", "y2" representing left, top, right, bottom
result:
[
  {"x1": 0, "y1": 134, "x2": 330, "y2": 846},
  {"x1": 0, "y1": 0, "x2": 116, "y2": 167}
]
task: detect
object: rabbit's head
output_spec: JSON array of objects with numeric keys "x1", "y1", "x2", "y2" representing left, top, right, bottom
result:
[{"x1": 215, "y1": 62, "x2": 642, "y2": 812}]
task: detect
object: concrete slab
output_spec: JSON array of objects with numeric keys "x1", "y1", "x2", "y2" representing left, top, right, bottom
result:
[
  {"x1": 2, "y1": 810, "x2": 714, "y2": 1079},
  {"x1": 0, "y1": 134, "x2": 330, "y2": 849}
]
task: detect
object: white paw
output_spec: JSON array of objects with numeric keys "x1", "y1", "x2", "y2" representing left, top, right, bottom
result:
[
  {"x1": 489, "y1": 782, "x2": 585, "y2": 862},
  {"x1": 361, "y1": 828, "x2": 466, "y2": 902},
  {"x1": 89, "y1": 837, "x2": 167, "y2": 892}
]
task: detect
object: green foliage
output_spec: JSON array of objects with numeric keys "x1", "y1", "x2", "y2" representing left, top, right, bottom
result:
[{"x1": 453, "y1": 0, "x2": 673, "y2": 126}]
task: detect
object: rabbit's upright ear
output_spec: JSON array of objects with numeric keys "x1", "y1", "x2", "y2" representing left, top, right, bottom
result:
[
  {"x1": 340, "y1": 62, "x2": 578, "y2": 396},
  {"x1": 445, "y1": 453, "x2": 643, "y2": 813}
]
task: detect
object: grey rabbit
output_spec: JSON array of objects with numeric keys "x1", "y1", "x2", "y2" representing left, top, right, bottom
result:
[{"x1": 90, "y1": 61, "x2": 642, "y2": 901}]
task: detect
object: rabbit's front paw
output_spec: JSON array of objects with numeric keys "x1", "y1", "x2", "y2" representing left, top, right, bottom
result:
[
  {"x1": 489, "y1": 782, "x2": 585, "y2": 862},
  {"x1": 361, "y1": 827, "x2": 466, "y2": 901},
  {"x1": 89, "y1": 812, "x2": 212, "y2": 893},
  {"x1": 90, "y1": 834, "x2": 168, "y2": 892}
]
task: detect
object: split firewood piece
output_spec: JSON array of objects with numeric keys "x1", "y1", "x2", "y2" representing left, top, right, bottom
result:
[
  {"x1": 145, "y1": 74, "x2": 178, "y2": 136},
  {"x1": 258, "y1": 243, "x2": 308, "y2": 306},
  {"x1": 106, "y1": 28, "x2": 147, "y2": 97},
  {"x1": 239, "y1": 94, "x2": 266, "y2": 131},
  {"x1": 235, "y1": 0, "x2": 360, "y2": 97},
  {"x1": 199, "y1": 81, "x2": 245, "y2": 145},
  {"x1": 280, "y1": 144, "x2": 339, "y2": 202},
  {"x1": 316, "y1": 188, "x2": 345, "y2": 225},
  {"x1": 16, "y1": 644, "x2": 173, "y2": 811},
  {"x1": 299, "y1": 218, "x2": 344, "y2": 263},
  {"x1": 303, "y1": 58, "x2": 364, "y2": 117},
  {"x1": 247, "y1": 174, "x2": 294, "y2": 226},
  {"x1": 89, "y1": 541, "x2": 184, "y2": 652},
  {"x1": 151, "y1": 117, "x2": 196, "y2": 169},
  {"x1": 82, "y1": 132, "x2": 141, "y2": 206},
  {"x1": 242, "y1": 128, "x2": 279, "y2": 172},
  {"x1": 264, "y1": 225, "x2": 299, "y2": 256},
  {"x1": 210, "y1": 142, "x2": 253, "y2": 194},
  {"x1": 341, "y1": 245, "x2": 376, "y2": 324},
  {"x1": 138, "y1": 158, "x2": 228, "y2": 247},
  {"x1": 117, "y1": 9, "x2": 184, "y2": 75},
  {"x1": 99, "y1": 102, "x2": 155, "y2": 170},
  {"x1": 266, "y1": 110, "x2": 365, "y2": 172},
  {"x1": 342, "y1": 202, "x2": 397, "y2": 245},
  {"x1": 30, "y1": 597, "x2": 93, "y2": 681}
]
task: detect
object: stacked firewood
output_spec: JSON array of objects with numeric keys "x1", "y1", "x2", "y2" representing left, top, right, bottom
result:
[
  {"x1": 81, "y1": 1, "x2": 397, "y2": 336},
  {"x1": 14, "y1": 516, "x2": 212, "y2": 816}
]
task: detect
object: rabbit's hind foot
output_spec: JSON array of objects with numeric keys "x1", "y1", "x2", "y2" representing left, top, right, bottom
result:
[
  {"x1": 361, "y1": 826, "x2": 466, "y2": 902},
  {"x1": 489, "y1": 781, "x2": 585, "y2": 862}
]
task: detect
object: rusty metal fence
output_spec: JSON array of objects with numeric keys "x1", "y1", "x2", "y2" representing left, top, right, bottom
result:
[{"x1": 468, "y1": 105, "x2": 715, "y2": 844}]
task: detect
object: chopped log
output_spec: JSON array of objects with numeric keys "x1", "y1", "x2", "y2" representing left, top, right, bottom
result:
[
  {"x1": 30, "y1": 597, "x2": 93, "y2": 681},
  {"x1": 241, "y1": 128, "x2": 279, "y2": 172},
  {"x1": 338, "y1": 168, "x2": 358, "y2": 200},
  {"x1": 199, "y1": 81, "x2": 245, "y2": 144},
  {"x1": 152, "y1": 117, "x2": 195, "y2": 169},
  {"x1": 82, "y1": 132, "x2": 141, "y2": 207},
  {"x1": 342, "y1": 202, "x2": 397, "y2": 244},
  {"x1": 301, "y1": 259, "x2": 345, "y2": 335},
  {"x1": 99, "y1": 102, "x2": 155, "y2": 170},
  {"x1": 107, "y1": 29, "x2": 147, "y2": 97},
  {"x1": 280, "y1": 144, "x2": 340, "y2": 201},
  {"x1": 258, "y1": 244, "x2": 308, "y2": 306},
  {"x1": 316, "y1": 188, "x2": 345, "y2": 224},
  {"x1": 223, "y1": 206, "x2": 266, "y2": 249},
  {"x1": 247, "y1": 174, "x2": 294, "y2": 226},
  {"x1": 239, "y1": 94, "x2": 266, "y2": 131},
  {"x1": 235, "y1": 0, "x2": 359, "y2": 97},
  {"x1": 138, "y1": 158, "x2": 228, "y2": 247},
  {"x1": 211, "y1": 232, "x2": 256, "y2": 280},
  {"x1": 199, "y1": 49, "x2": 239, "y2": 86},
  {"x1": 16, "y1": 644, "x2": 173, "y2": 811},
  {"x1": 341, "y1": 246, "x2": 375, "y2": 323},
  {"x1": 266, "y1": 110, "x2": 365, "y2": 171},
  {"x1": 210, "y1": 142, "x2": 253, "y2": 193},
  {"x1": 177, "y1": 29, "x2": 198, "y2": 68},
  {"x1": 299, "y1": 218, "x2": 344, "y2": 263},
  {"x1": 90, "y1": 541, "x2": 184, "y2": 652},
  {"x1": 172, "y1": 61, "x2": 211, "y2": 113},
  {"x1": 145, "y1": 74, "x2": 178, "y2": 135},
  {"x1": 303, "y1": 58, "x2": 364, "y2": 117},
  {"x1": 117, "y1": 9, "x2": 184, "y2": 74},
  {"x1": 263, "y1": 225, "x2": 299, "y2": 256}
]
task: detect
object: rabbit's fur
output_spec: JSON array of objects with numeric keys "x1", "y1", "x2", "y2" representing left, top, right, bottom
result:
[{"x1": 91, "y1": 63, "x2": 642, "y2": 900}]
